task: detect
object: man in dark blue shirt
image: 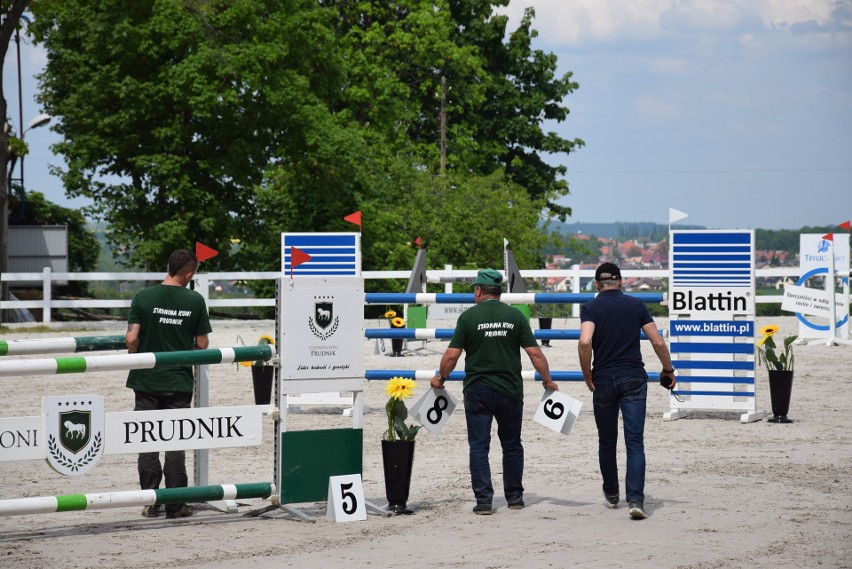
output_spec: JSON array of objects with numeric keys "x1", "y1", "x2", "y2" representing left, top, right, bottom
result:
[{"x1": 579, "y1": 262, "x2": 675, "y2": 520}]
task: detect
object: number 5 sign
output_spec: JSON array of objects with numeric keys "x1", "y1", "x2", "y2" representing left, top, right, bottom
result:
[
  {"x1": 533, "y1": 390, "x2": 582, "y2": 437},
  {"x1": 326, "y1": 474, "x2": 367, "y2": 522},
  {"x1": 409, "y1": 388, "x2": 458, "y2": 435}
]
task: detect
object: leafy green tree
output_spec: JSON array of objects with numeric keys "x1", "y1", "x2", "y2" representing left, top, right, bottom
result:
[
  {"x1": 30, "y1": 0, "x2": 583, "y2": 279},
  {"x1": 30, "y1": 0, "x2": 352, "y2": 270},
  {"x1": 446, "y1": 1, "x2": 583, "y2": 219}
]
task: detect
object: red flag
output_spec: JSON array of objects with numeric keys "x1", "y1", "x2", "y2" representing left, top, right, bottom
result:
[
  {"x1": 414, "y1": 236, "x2": 422, "y2": 248},
  {"x1": 839, "y1": 220, "x2": 851, "y2": 231},
  {"x1": 289, "y1": 246, "x2": 312, "y2": 279},
  {"x1": 195, "y1": 242, "x2": 218, "y2": 262},
  {"x1": 822, "y1": 233, "x2": 834, "y2": 241},
  {"x1": 343, "y1": 211, "x2": 362, "y2": 231}
]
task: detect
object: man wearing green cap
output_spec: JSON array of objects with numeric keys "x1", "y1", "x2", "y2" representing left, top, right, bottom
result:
[{"x1": 432, "y1": 268, "x2": 558, "y2": 515}]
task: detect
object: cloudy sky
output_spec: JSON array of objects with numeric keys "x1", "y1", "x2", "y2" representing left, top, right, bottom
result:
[
  {"x1": 499, "y1": 0, "x2": 852, "y2": 230},
  {"x1": 5, "y1": 1, "x2": 852, "y2": 230}
]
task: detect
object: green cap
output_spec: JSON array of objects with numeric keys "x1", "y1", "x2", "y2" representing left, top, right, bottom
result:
[{"x1": 472, "y1": 269, "x2": 503, "y2": 287}]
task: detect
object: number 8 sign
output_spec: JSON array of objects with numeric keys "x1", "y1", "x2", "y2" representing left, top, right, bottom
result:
[
  {"x1": 409, "y1": 387, "x2": 458, "y2": 435},
  {"x1": 533, "y1": 390, "x2": 582, "y2": 437}
]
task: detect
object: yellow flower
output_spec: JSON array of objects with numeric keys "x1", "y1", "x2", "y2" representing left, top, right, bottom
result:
[
  {"x1": 757, "y1": 325, "x2": 779, "y2": 347},
  {"x1": 258, "y1": 335, "x2": 275, "y2": 345},
  {"x1": 239, "y1": 361, "x2": 252, "y2": 367},
  {"x1": 385, "y1": 377, "x2": 416, "y2": 400},
  {"x1": 391, "y1": 317, "x2": 405, "y2": 328},
  {"x1": 384, "y1": 310, "x2": 397, "y2": 319}
]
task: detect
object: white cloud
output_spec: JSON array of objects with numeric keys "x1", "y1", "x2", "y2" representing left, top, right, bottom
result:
[
  {"x1": 499, "y1": 0, "x2": 848, "y2": 44},
  {"x1": 634, "y1": 95, "x2": 685, "y2": 121}
]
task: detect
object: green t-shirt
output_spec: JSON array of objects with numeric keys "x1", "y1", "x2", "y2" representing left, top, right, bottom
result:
[
  {"x1": 126, "y1": 284, "x2": 212, "y2": 393},
  {"x1": 448, "y1": 298, "x2": 537, "y2": 400}
]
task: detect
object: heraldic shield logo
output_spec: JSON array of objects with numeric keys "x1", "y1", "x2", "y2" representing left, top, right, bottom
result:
[
  {"x1": 45, "y1": 395, "x2": 105, "y2": 476},
  {"x1": 309, "y1": 297, "x2": 340, "y2": 340}
]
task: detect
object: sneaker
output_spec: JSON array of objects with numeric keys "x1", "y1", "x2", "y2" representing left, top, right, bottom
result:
[
  {"x1": 141, "y1": 505, "x2": 160, "y2": 518},
  {"x1": 166, "y1": 504, "x2": 194, "y2": 519},
  {"x1": 628, "y1": 501, "x2": 647, "y2": 520},
  {"x1": 605, "y1": 494, "x2": 619, "y2": 509},
  {"x1": 472, "y1": 504, "x2": 492, "y2": 515},
  {"x1": 507, "y1": 501, "x2": 525, "y2": 510}
]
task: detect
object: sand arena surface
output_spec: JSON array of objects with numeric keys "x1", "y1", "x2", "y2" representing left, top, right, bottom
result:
[{"x1": 0, "y1": 316, "x2": 850, "y2": 568}]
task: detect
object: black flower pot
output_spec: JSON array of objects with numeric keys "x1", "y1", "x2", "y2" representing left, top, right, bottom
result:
[
  {"x1": 391, "y1": 338, "x2": 404, "y2": 357},
  {"x1": 767, "y1": 370, "x2": 793, "y2": 423},
  {"x1": 381, "y1": 439, "x2": 415, "y2": 515},
  {"x1": 251, "y1": 365, "x2": 274, "y2": 405},
  {"x1": 538, "y1": 317, "x2": 552, "y2": 347}
]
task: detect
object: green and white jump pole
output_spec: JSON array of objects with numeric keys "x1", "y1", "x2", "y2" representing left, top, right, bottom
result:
[
  {"x1": 0, "y1": 335, "x2": 127, "y2": 356},
  {"x1": 0, "y1": 482, "x2": 276, "y2": 517},
  {"x1": 0, "y1": 345, "x2": 274, "y2": 378}
]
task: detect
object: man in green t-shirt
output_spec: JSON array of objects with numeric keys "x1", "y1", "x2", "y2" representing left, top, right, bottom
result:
[
  {"x1": 431, "y1": 269, "x2": 558, "y2": 515},
  {"x1": 126, "y1": 249, "x2": 212, "y2": 519}
]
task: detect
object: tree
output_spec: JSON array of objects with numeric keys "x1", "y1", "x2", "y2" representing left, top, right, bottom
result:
[
  {"x1": 446, "y1": 1, "x2": 584, "y2": 219},
  {"x1": 30, "y1": 0, "x2": 354, "y2": 270},
  {"x1": 31, "y1": 1, "x2": 583, "y2": 278}
]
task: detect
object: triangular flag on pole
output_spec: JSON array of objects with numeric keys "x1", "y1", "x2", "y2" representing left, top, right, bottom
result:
[
  {"x1": 195, "y1": 242, "x2": 218, "y2": 262},
  {"x1": 414, "y1": 236, "x2": 422, "y2": 248},
  {"x1": 290, "y1": 246, "x2": 312, "y2": 279},
  {"x1": 669, "y1": 208, "x2": 688, "y2": 224},
  {"x1": 822, "y1": 233, "x2": 834, "y2": 241},
  {"x1": 839, "y1": 220, "x2": 851, "y2": 231},
  {"x1": 343, "y1": 211, "x2": 362, "y2": 231}
]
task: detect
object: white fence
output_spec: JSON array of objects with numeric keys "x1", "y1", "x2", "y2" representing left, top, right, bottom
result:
[{"x1": 0, "y1": 266, "x2": 827, "y2": 323}]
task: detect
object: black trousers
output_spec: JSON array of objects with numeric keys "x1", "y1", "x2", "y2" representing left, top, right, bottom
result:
[{"x1": 133, "y1": 390, "x2": 193, "y2": 513}]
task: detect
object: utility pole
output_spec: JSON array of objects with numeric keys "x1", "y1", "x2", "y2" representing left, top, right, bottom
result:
[{"x1": 0, "y1": 1, "x2": 32, "y2": 321}]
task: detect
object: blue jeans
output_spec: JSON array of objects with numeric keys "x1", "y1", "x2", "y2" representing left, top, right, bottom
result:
[
  {"x1": 592, "y1": 375, "x2": 647, "y2": 503},
  {"x1": 464, "y1": 381, "x2": 524, "y2": 506}
]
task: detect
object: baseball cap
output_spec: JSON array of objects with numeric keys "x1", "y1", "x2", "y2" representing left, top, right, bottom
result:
[
  {"x1": 595, "y1": 262, "x2": 622, "y2": 282},
  {"x1": 471, "y1": 268, "x2": 504, "y2": 287}
]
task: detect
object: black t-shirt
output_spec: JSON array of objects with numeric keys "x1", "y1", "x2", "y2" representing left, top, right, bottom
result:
[{"x1": 580, "y1": 289, "x2": 653, "y2": 379}]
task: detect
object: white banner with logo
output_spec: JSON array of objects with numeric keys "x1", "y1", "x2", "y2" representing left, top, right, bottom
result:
[{"x1": 279, "y1": 277, "x2": 364, "y2": 380}]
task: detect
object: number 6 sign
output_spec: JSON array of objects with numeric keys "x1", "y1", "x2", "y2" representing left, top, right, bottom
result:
[
  {"x1": 409, "y1": 387, "x2": 458, "y2": 435},
  {"x1": 533, "y1": 389, "x2": 582, "y2": 437}
]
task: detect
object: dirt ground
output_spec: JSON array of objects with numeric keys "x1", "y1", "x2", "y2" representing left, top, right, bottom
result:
[{"x1": 0, "y1": 316, "x2": 850, "y2": 569}]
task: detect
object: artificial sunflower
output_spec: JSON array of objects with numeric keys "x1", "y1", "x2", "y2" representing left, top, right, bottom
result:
[{"x1": 384, "y1": 377, "x2": 421, "y2": 441}]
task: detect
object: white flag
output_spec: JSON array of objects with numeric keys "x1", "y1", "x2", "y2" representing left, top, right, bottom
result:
[{"x1": 669, "y1": 208, "x2": 689, "y2": 224}]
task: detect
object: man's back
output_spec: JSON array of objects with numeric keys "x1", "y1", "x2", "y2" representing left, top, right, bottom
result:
[
  {"x1": 581, "y1": 289, "x2": 652, "y2": 378},
  {"x1": 451, "y1": 300, "x2": 537, "y2": 399}
]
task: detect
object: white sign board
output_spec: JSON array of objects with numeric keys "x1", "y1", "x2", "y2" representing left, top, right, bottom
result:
[
  {"x1": 429, "y1": 304, "x2": 469, "y2": 320},
  {"x1": 279, "y1": 277, "x2": 364, "y2": 379},
  {"x1": 782, "y1": 284, "x2": 848, "y2": 319},
  {"x1": 0, "y1": 405, "x2": 266, "y2": 462},
  {"x1": 533, "y1": 390, "x2": 582, "y2": 437},
  {"x1": 800, "y1": 234, "x2": 850, "y2": 274},
  {"x1": 409, "y1": 388, "x2": 458, "y2": 435},
  {"x1": 104, "y1": 406, "x2": 264, "y2": 453},
  {"x1": 669, "y1": 230, "x2": 755, "y2": 317}
]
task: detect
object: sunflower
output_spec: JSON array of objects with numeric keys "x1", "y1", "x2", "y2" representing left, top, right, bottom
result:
[
  {"x1": 391, "y1": 317, "x2": 405, "y2": 328},
  {"x1": 385, "y1": 377, "x2": 416, "y2": 400},
  {"x1": 384, "y1": 310, "x2": 397, "y2": 319},
  {"x1": 757, "y1": 325, "x2": 779, "y2": 347}
]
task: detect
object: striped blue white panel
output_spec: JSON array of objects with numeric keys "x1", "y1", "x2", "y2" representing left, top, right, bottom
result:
[
  {"x1": 281, "y1": 233, "x2": 360, "y2": 277},
  {"x1": 671, "y1": 232, "x2": 753, "y2": 287}
]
